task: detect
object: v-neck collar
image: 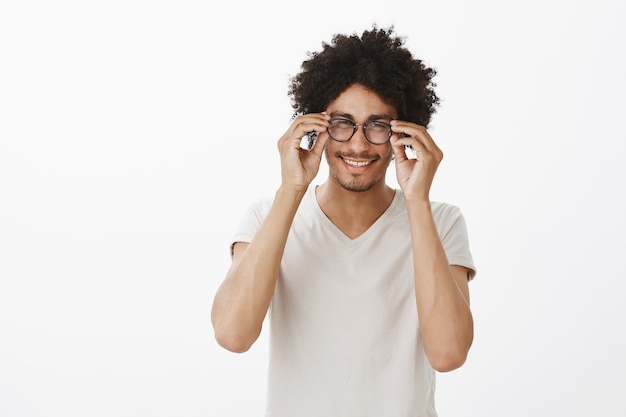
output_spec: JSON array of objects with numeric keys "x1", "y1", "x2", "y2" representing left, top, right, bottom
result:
[{"x1": 309, "y1": 186, "x2": 401, "y2": 245}]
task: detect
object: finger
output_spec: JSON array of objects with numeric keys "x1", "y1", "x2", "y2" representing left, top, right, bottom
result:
[
  {"x1": 279, "y1": 115, "x2": 329, "y2": 151},
  {"x1": 390, "y1": 135, "x2": 411, "y2": 163},
  {"x1": 391, "y1": 136, "x2": 442, "y2": 168},
  {"x1": 292, "y1": 115, "x2": 330, "y2": 141},
  {"x1": 391, "y1": 134, "x2": 426, "y2": 157},
  {"x1": 308, "y1": 131, "x2": 330, "y2": 157},
  {"x1": 393, "y1": 135, "x2": 423, "y2": 149},
  {"x1": 295, "y1": 113, "x2": 330, "y2": 129},
  {"x1": 391, "y1": 130, "x2": 443, "y2": 164},
  {"x1": 390, "y1": 121, "x2": 438, "y2": 154}
]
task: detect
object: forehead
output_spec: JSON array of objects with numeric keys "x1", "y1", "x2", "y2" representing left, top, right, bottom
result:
[{"x1": 326, "y1": 84, "x2": 397, "y2": 120}]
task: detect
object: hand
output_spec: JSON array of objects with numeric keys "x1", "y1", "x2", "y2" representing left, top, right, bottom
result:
[
  {"x1": 277, "y1": 113, "x2": 330, "y2": 192},
  {"x1": 389, "y1": 120, "x2": 443, "y2": 202}
]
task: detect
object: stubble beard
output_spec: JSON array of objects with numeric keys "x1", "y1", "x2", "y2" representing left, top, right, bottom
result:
[
  {"x1": 326, "y1": 147, "x2": 392, "y2": 193},
  {"x1": 332, "y1": 172, "x2": 379, "y2": 192}
]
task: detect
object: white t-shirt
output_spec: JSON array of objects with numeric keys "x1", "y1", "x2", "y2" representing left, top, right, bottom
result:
[{"x1": 232, "y1": 187, "x2": 476, "y2": 417}]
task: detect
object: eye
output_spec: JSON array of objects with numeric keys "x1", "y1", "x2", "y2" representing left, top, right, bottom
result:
[
  {"x1": 366, "y1": 121, "x2": 391, "y2": 132},
  {"x1": 329, "y1": 119, "x2": 354, "y2": 128}
]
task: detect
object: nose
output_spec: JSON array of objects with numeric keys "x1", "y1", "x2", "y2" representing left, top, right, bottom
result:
[{"x1": 347, "y1": 124, "x2": 370, "y2": 153}]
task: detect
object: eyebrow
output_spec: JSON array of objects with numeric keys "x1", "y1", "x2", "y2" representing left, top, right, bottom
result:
[{"x1": 329, "y1": 112, "x2": 394, "y2": 122}]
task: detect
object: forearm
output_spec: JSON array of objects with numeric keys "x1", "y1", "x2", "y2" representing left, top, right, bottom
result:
[
  {"x1": 406, "y1": 199, "x2": 473, "y2": 371},
  {"x1": 211, "y1": 186, "x2": 306, "y2": 352}
]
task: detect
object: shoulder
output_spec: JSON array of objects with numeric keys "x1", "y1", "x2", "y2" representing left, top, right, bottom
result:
[
  {"x1": 244, "y1": 186, "x2": 317, "y2": 220},
  {"x1": 395, "y1": 191, "x2": 463, "y2": 222},
  {"x1": 243, "y1": 192, "x2": 276, "y2": 220},
  {"x1": 430, "y1": 201, "x2": 463, "y2": 222},
  {"x1": 396, "y1": 192, "x2": 467, "y2": 237},
  {"x1": 429, "y1": 201, "x2": 468, "y2": 237}
]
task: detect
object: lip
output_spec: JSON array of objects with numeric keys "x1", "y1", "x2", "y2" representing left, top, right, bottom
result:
[{"x1": 340, "y1": 156, "x2": 377, "y2": 172}]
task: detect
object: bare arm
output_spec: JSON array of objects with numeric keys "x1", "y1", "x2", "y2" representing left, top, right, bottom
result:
[
  {"x1": 390, "y1": 121, "x2": 473, "y2": 372},
  {"x1": 405, "y1": 199, "x2": 473, "y2": 372},
  {"x1": 211, "y1": 187, "x2": 306, "y2": 353},
  {"x1": 211, "y1": 114, "x2": 330, "y2": 353}
]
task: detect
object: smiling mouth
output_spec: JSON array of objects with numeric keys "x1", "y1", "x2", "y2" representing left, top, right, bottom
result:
[{"x1": 343, "y1": 158, "x2": 372, "y2": 167}]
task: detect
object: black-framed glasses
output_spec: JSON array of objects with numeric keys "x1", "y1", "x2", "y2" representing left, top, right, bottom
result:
[{"x1": 327, "y1": 119, "x2": 393, "y2": 145}]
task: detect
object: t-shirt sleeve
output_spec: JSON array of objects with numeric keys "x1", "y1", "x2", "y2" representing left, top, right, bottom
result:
[
  {"x1": 435, "y1": 203, "x2": 477, "y2": 280},
  {"x1": 230, "y1": 197, "x2": 272, "y2": 256}
]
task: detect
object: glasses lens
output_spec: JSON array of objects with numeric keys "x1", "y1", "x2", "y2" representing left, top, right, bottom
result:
[
  {"x1": 365, "y1": 122, "x2": 392, "y2": 144},
  {"x1": 328, "y1": 119, "x2": 355, "y2": 141}
]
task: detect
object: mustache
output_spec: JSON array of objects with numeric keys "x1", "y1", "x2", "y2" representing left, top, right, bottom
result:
[{"x1": 334, "y1": 151, "x2": 380, "y2": 160}]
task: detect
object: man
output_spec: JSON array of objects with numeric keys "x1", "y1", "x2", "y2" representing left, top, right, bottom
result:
[{"x1": 211, "y1": 26, "x2": 476, "y2": 416}]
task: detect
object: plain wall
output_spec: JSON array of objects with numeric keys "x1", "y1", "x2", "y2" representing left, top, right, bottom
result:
[{"x1": 1, "y1": 0, "x2": 625, "y2": 415}]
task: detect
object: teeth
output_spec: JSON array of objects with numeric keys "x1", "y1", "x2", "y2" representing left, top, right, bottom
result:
[{"x1": 344, "y1": 159, "x2": 371, "y2": 167}]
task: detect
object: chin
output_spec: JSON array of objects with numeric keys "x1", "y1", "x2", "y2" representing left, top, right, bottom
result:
[{"x1": 333, "y1": 173, "x2": 381, "y2": 193}]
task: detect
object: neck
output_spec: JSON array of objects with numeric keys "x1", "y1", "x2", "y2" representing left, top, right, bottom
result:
[{"x1": 315, "y1": 179, "x2": 396, "y2": 239}]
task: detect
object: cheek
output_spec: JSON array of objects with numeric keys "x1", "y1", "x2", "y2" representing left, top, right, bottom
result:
[
  {"x1": 323, "y1": 135, "x2": 338, "y2": 156},
  {"x1": 381, "y1": 144, "x2": 394, "y2": 161}
]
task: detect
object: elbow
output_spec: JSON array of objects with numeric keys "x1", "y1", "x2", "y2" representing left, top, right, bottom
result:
[
  {"x1": 429, "y1": 350, "x2": 468, "y2": 372},
  {"x1": 425, "y1": 318, "x2": 474, "y2": 372},
  {"x1": 215, "y1": 334, "x2": 253, "y2": 354},
  {"x1": 426, "y1": 338, "x2": 472, "y2": 372},
  {"x1": 211, "y1": 303, "x2": 259, "y2": 353},
  {"x1": 212, "y1": 324, "x2": 259, "y2": 354}
]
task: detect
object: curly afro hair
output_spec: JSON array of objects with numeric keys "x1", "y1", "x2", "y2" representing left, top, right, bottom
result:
[{"x1": 288, "y1": 26, "x2": 440, "y2": 128}]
